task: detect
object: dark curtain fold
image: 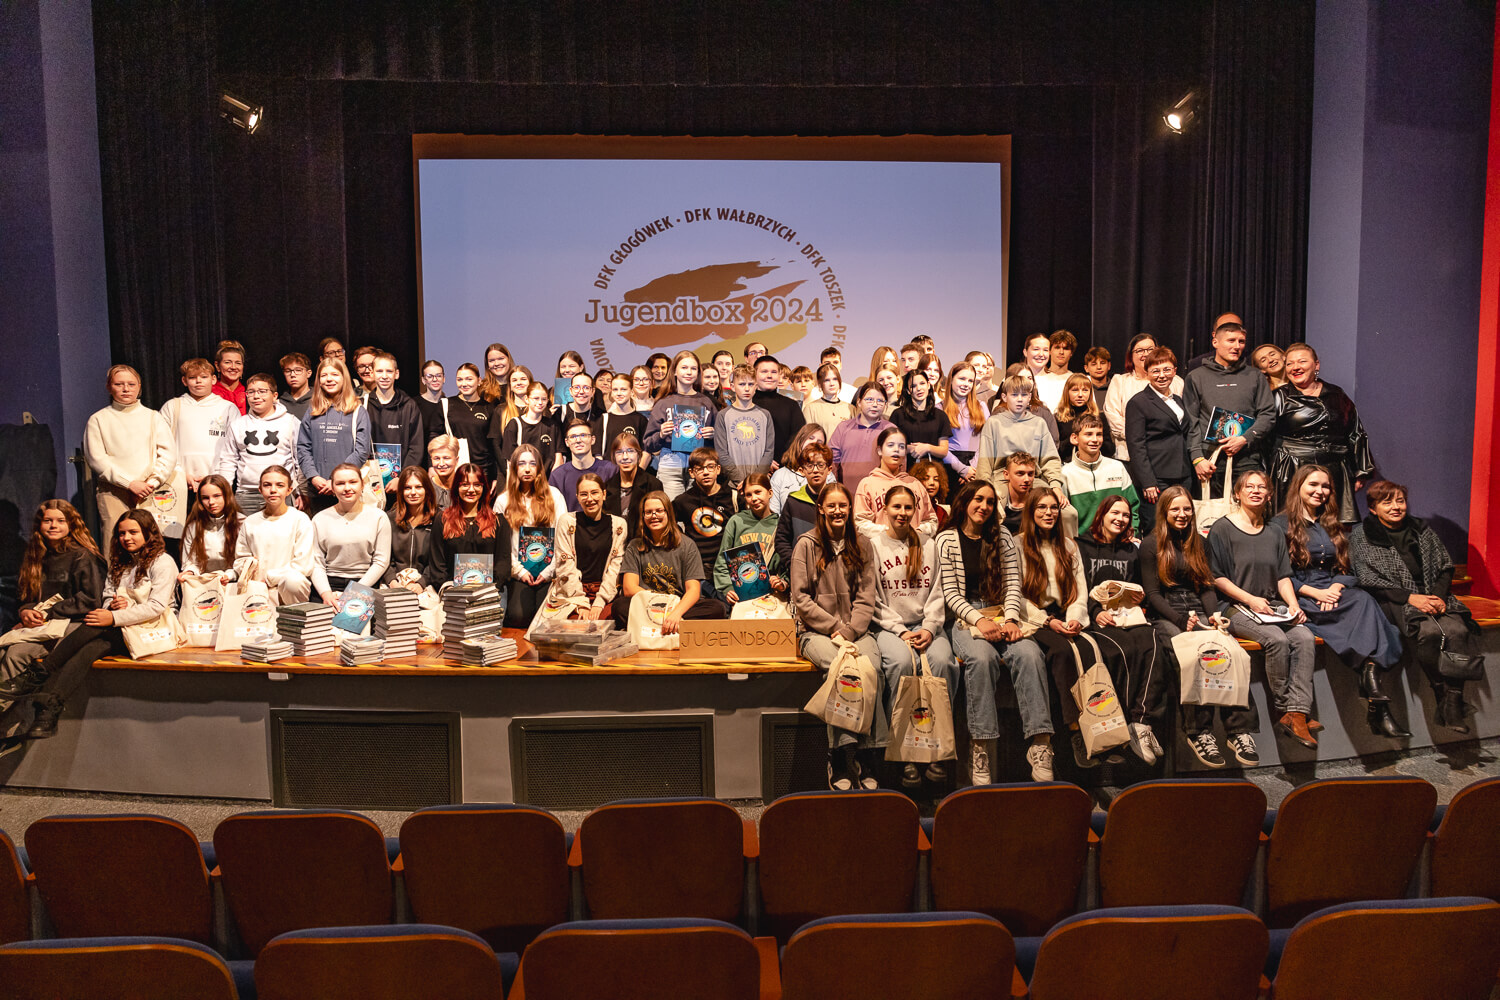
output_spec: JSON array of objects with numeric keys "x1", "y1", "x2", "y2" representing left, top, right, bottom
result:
[{"x1": 92, "y1": 0, "x2": 1315, "y2": 405}]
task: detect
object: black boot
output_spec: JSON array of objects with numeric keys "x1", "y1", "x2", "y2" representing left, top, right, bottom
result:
[
  {"x1": 1358, "y1": 662, "x2": 1390, "y2": 703},
  {"x1": 0, "y1": 666, "x2": 47, "y2": 705},
  {"x1": 1367, "y1": 702, "x2": 1411, "y2": 739},
  {"x1": 1440, "y1": 688, "x2": 1470, "y2": 734},
  {"x1": 26, "y1": 698, "x2": 60, "y2": 740}
]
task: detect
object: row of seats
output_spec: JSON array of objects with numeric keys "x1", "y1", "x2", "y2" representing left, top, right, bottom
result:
[
  {"x1": 1, "y1": 776, "x2": 1496, "y2": 959},
  {"x1": 6, "y1": 899, "x2": 1500, "y2": 999}
]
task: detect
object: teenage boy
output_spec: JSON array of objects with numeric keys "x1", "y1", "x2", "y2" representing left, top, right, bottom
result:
[
  {"x1": 752, "y1": 355, "x2": 807, "y2": 460},
  {"x1": 1034, "y1": 329, "x2": 1076, "y2": 412},
  {"x1": 161, "y1": 358, "x2": 240, "y2": 493},
  {"x1": 713, "y1": 364, "x2": 775, "y2": 485},
  {"x1": 820, "y1": 346, "x2": 857, "y2": 402},
  {"x1": 900, "y1": 343, "x2": 923, "y2": 373},
  {"x1": 789, "y1": 366, "x2": 816, "y2": 403},
  {"x1": 1183, "y1": 320, "x2": 1275, "y2": 490},
  {"x1": 212, "y1": 340, "x2": 247, "y2": 414},
  {"x1": 232, "y1": 465, "x2": 315, "y2": 605},
  {"x1": 673, "y1": 447, "x2": 739, "y2": 600},
  {"x1": 744, "y1": 342, "x2": 768, "y2": 365},
  {"x1": 415, "y1": 359, "x2": 447, "y2": 448},
  {"x1": 911, "y1": 334, "x2": 936, "y2": 354},
  {"x1": 351, "y1": 346, "x2": 379, "y2": 399},
  {"x1": 998, "y1": 451, "x2": 1037, "y2": 536},
  {"x1": 1083, "y1": 346, "x2": 1112, "y2": 412},
  {"x1": 365, "y1": 352, "x2": 425, "y2": 484},
  {"x1": 554, "y1": 371, "x2": 602, "y2": 440},
  {"x1": 214, "y1": 373, "x2": 304, "y2": 514},
  {"x1": 279, "y1": 352, "x2": 314, "y2": 420},
  {"x1": 1059, "y1": 414, "x2": 1139, "y2": 534},
  {"x1": 773, "y1": 441, "x2": 833, "y2": 569},
  {"x1": 550, "y1": 418, "x2": 617, "y2": 512},
  {"x1": 975, "y1": 375, "x2": 1075, "y2": 534}
]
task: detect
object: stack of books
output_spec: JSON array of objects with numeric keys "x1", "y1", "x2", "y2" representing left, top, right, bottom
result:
[
  {"x1": 339, "y1": 635, "x2": 386, "y2": 666},
  {"x1": 441, "y1": 584, "x2": 506, "y2": 660},
  {"x1": 276, "y1": 603, "x2": 337, "y2": 657},
  {"x1": 373, "y1": 588, "x2": 422, "y2": 660},
  {"x1": 241, "y1": 637, "x2": 293, "y2": 664},
  {"x1": 459, "y1": 635, "x2": 519, "y2": 666},
  {"x1": 529, "y1": 619, "x2": 638, "y2": 666}
]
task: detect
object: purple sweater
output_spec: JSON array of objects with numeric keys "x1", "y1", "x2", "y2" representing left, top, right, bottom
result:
[{"x1": 829, "y1": 417, "x2": 895, "y2": 487}]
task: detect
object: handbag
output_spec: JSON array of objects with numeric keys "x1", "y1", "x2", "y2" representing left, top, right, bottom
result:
[
  {"x1": 440, "y1": 399, "x2": 473, "y2": 467},
  {"x1": 177, "y1": 573, "x2": 226, "y2": 647},
  {"x1": 967, "y1": 603, "x2": 1049, "y2": 638},
  {"x1": 0, "y1": 619, "x2": 70, "y2": 649},
  {"x1": 1173, "y1": 627, "x2": 1251, "y2": 706},
  {"x1": 359, "y1": 460, "x2": 388, "y2": 510},
  {"x1": 1089, "y1": 580, "x2": 1149, "y2": 628},
  {"x1": 803, "y1": 635, "x2": 882, "y2": 734},
  {"x1": 214, "y1": 580, "x2": 279, "y2": 651},
  {"x1": 1421, "y1": 612, "x2": 1486, "y2": 682},
  {"x1": 118, "y1": 578, "x2": 186, "y2": 658},
  {"x1": 1068, "y1": 633, "x2": 1131, "y2": 756},
  {"x1": 1194, "y1": 447, "x2": 1234, "y2": 537},
  {"x1": 729, "y1": 595, "x2": 792, "y2": 620},
  {"x1": 885, "y1": 647, "x2": 957, "y2": 763},
  {"x1": 134, "y1": 413, "x2": 190, "y2": 538},
  {"x1": 626, "y1": 589, "x2": 683, "y2": 650}
]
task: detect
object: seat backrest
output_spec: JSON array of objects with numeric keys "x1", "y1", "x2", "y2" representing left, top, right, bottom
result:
[
  {"x1": 1265, "y1": 777, "x2": 1437, "y2": 927},
  {"x1": 578, "y1": 798, "x2": 745, "y2": 922},
  {"x1": 1431, "y1": 777, "x2": 1500, "y2": 900},
  {"x1": 399, "y1": 804, "x2": 569, "y2": 952},
  {"x1": 510, "y1": 918, "x2": 759, "y2": 1000},
  {"x1": 0, "y1": 829, "x2": 28, "y2": 946},
  {"x1": 780, "y1": 912, "x2": 1016, "y2": 1000},
  {"x1": 1099, "y1": 780, "x2": 1265, "y2": 908},
  {"x1": 25, "y1": 814, "x2": 213, "y2": 943},
  {"x1": 929, "y1": 783, "x2": 1091, "y2": 935},
  {"x1": 1271, "y1": 897, "x2": 1500, "y2": 1000},
  {"x1": 758, "y1": 790, "x2": 920, "y2": 942},
  {"x1": 1027, "y1": 905, "x2": 1268, "y2": 1000},
  {"x1": 0, "y1": 936, "x2": 237, "y2": 999},
  {"x1": 213, "y1": 810, "x2": 393, "y2": 955},
  {"x1": 255, "y1": 924, "x2": 506, "y2": 1000}
]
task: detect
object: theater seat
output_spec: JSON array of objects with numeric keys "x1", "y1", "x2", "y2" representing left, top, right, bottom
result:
[
  {"x1": 1266, "y1": 897, "x2": 1500, "y2": 999},
  {"x1": 780, "y1": 911, "x2": 1024, "y2": 1000},
  {"x1": 757, "y1": 790, "x2": 922, "y2": 943},
  {"x1": 398, "y1": 803, "x2": 569, "y2": 954},
  {"x1": 255, "y1": 924, "x2": 506, "y2": 1000},
  {"x1": 928, "y1": 782, "x2": 1091, "y2": 935},
  {"x1": 0, "y1": 936, "x2": 238, "y2": 999},
  {"x1": 574, "y1": 797, "x2": 751, "y2": 922},
  {"x1": 24, "y1": 814, "x2": 214, "y2": 944},
  {"x1": 213, "y1": 809, "x2": 393, "y2": 955},
  {"x1": 1098, "y1": 779, "x2": 1265, "y2": 907},
  {"x1": 0, "y1": 829, "x2": 28, "y2": 946},
  {"x1": 1264, "y1": 777, "x2": 1436, "y2": 927},
  {"x1": 1429, "y1": 776, "x2": 1500, "y2": 901},
  {"x1": 1025, "y1": 905, "x2": 1268, "y2": 1000},
  {"x1": 508, "y1": 917, "x2": 763, "y2": 1000}
]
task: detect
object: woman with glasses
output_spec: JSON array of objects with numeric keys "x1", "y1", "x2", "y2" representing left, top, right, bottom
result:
[
  {"x1": 1104, "y1": 334, "x2": 1182, "y2": 466},
  {"x1": 602, "y1": 431, "x2": 663, "y2": 539}
]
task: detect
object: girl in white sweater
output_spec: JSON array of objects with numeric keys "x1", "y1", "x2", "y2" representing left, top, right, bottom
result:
[
  {"x1": 84, "y1": 365, "x2": 176, "y2": 556},
  {"x1": 177, "y1": 475, "x2": 243, "y2": 582},
  {"x1": 310, "y1": 464, "x2": 392, "y2": 604}
]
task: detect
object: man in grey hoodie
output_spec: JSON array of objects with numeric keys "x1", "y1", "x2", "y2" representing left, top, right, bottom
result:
[{"x1": 1183, "y1": 321, "x2": 1275, "y2": 492}]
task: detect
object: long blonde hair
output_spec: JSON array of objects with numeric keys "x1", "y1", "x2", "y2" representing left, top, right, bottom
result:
[
  {"x1": 1053, "y1": 373, "x2": 1100, "y2": 422},
  {"x1": 943, "y1": 361, "x2": 985, "y2": 431},
  {"x1": 308, "y1": 358, "x2": 360, "y2": 416}
]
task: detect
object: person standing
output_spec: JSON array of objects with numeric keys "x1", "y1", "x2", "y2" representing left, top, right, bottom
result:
[
  {"x1": 1184, "y1": 321, "x2": 1276, "y2": 490},
  {"x1": 1124, "y1": 347, "x2": 1194, "y2": 534},
  {"x1": 1104, "y1": 334, "x2": 1182, "y2": 465},
  {"x1": 212, "y1": 340, "x2": 247, "y2": 415},
  {"x1": 364, "y1": 352, "x2": 426, "y2": 484},
  {"x1": 297, "y1": 358, "x2": 372, "y2": 514},
  {"x1": 714, "y1": 365, "x2": 776, "y2": 485},
  {"x1": 279, "y1": 353, "x2": 315, "y2": 421},
  {"x1": 161, "y1": 358, "x2": 240, "y2": 496},
  {"x1": 751, "y1": 355, "x2": 808, "y2": 460},
  {"x1": 84, "y1": 365, "x2": 175, "y2": 556},
  {"x1": 829, "y1": 384, "x2": 895, "y2": 488},
  {"x1": 1268, "y1": 343, "x2": 1376, "y2": 522},
  {"x1": 644, "y1": 351, "x2": 717, "y2": 501},
  {"x1": 214, "y1": 374, "x2": 305, "y2": 515}
]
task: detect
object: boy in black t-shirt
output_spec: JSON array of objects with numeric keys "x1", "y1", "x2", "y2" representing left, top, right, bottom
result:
[{"x1": 672, "y1": 447, "x2": 739, "y2": 601}]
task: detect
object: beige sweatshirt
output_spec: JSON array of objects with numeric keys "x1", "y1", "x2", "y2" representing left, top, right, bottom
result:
[{"x1": 84, "y1": 401, "x2": 175, "y2": 489}]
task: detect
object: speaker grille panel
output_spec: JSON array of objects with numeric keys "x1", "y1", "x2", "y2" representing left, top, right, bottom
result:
[
  {"x1": 511, "y1": 716, "x2": 713, "y2": 808},
  {"x1": 761, "y1": 712, "x2": 829, "y2": 801},
  {"x1": 270, "y1": 710, "x2": 460, "y2": 810}
]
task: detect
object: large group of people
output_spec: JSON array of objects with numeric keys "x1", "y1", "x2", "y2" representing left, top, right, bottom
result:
[{"x1": 0, "y1": 322, "x2": 1483, "y2": 787}]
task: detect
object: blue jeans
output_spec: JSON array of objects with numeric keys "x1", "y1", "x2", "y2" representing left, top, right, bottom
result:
[
  {"x1": 800, "y1": 632, "x2": 888, "y2": 750},
  {"x1": 874, "y1": 627, "x2": 958, "y2": 730},
  {"x1": 949, "y1": 625, "x2": 1054, "y2": 740},
  {"x1": 1227, "y1": 612, "x2": 1316, "y2": 717}
]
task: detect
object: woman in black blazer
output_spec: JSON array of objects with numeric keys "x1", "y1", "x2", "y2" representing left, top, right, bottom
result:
[
  {"x1": 601, "y1": 431, "x2": 663, "y2": 539},
  {"x1": 1124, "y1": 347, "x2": 1194, "y2": 533}
]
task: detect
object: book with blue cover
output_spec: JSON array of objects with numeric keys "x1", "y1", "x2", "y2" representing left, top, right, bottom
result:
[
  {"x1": 372, "y1": 443, "x2": 402, "y2": 485},
  {"x1": 452, "y1": 553, "x2": 494, "y2": 586},
  {"x1": 723, "y1": 540, "x2": 772, "y2": 600},
  {"x1": 554, "y1": 377, "x2": 574, "y2": 406},
  {"x1": 331, "y1": 581, "x2": 378, "y2": 634},
  {"x1": 671, "y1": 403, "x2": 708, "y2": 454},
  {"x1": 1204, "y1": 406, "x2": 1254, "y2": 443},
  {"x1": 519, "y1": 525, "x2": 555, "y2": 577}
]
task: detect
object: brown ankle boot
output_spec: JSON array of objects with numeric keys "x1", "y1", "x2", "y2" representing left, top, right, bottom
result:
[{"x1": 1277, "y1": 711, "x2": 1317, "y2": 748}]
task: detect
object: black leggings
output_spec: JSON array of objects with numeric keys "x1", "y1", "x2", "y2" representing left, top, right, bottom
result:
[{"x1": 0, "y1": 624, "x2": 122, "y2": 734}]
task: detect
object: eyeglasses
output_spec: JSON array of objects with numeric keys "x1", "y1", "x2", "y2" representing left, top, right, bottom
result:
[
  {"x1": 246, "y1": 388, "x2": 274, "y2": 397},
  {"x1": 283, "y1": 367, "x2": 309, "y2": 376},
  {"x1": 697, "y1": 463, "x2": 721, "y2": 472},
  {"x1": 324, "y1": 349, "x2": 345, "y2": 358},
  {"x1": 803, "y1": 462, "x2": 829, "y2": 471},
  {"x1": 822, "y1": 503, "x2": 850, "y2": 513},
  {"x1": 614, "y1": 449, "x2": 640, "y2": 458}
]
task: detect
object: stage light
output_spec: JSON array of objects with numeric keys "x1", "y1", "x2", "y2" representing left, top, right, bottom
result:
[
  {"x1": 219, "y1": 93, "x2": 263, "y2": 134},
  {"x1": 1164, "y1": 92, "x2": 1196, "y2": 133}
]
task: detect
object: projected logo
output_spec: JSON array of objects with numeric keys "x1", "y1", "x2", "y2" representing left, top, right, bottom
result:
[{"x1": 583, "y1": 208, "x2": 848, "y2": 371}]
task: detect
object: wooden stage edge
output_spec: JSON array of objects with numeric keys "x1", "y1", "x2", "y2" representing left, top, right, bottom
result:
[{"x1": 94, "y1": 629, "x2": 815, "y2": 678}]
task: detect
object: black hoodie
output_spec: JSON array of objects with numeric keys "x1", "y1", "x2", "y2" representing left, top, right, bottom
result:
[{"x1": 365, "y1": 388, "x2": 426, "y2": 470}]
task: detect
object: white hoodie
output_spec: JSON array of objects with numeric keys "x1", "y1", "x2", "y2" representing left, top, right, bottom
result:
[
  {"x1": 162, "y1": 392, "x2": 240, "y2": 481},
  {"x1": 214, "y1": 401, "x2": 305, "y2": 493},
  {"x1": 865, "y1": 530, "x2": 946, "y2": 635}
]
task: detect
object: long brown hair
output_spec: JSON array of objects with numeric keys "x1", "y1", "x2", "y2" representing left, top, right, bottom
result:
[
  {"x1": 780, "y1": 422, "x2": 826, "y2": 469},
  {"x1": 943, "y1": 362, "x2": 986, "y2": 432},
  {"x1": 394, "y1": 466, "x2": 436, "y2": 530},
  {"x1": 1283, "y1": 464, "x2": 1350, "y2": 572},
  {"x1": 478, "y1": 342, "x2": 515, "y2": 403},
  {"x1": 1052, "y1": 373, "x2": 1100, "y2": 422},
  {"x1": 441, "y1": 464, "x2": 499, "y2": 539},
  {"x1": 655, "y1": 350, "x2": 702, "y2": 400},
  {"x1": 183, "y1": 475, "x2": 242, "y2": 571},
  {"x1": 108, "y1": 509, "x2": 166, "y2": 587},
  {"x1": 632, "y1": 490, "x2": 681, "y2": 552},
  {"x1": 1152, "y1": 486, "x2": 1214, "y2": 589},
  {"x1": 1085, "y1": 493, "x2": 1135, "y2": 544},
  {"x1": 948, "y1": 480, "x2": 1011, "y2": 605},
  {"x1": 501, "y1": 444, "x2": 558, "y2": 531},
  {"x1": 812, "y1": 481, "x2": 867, "y2": 587},
  {"x1": 19, "y1": 500, "x2": 100, "y2": 602},
  {"x1": 883, "y1": 484, "x2": 923, "y2": 585},
  {"x1": 1019, "y1": 489, "x2": 1078, "y2": 609}
]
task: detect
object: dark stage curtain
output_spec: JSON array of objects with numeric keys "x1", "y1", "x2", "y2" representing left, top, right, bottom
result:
[{"x1": 92, "y1": 0, "x2": 1315, "y2": 406}]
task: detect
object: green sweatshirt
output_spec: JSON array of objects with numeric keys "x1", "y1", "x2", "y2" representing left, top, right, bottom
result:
[{"x1": 713, "y1": 508, "x2": 781, "y2": 595}]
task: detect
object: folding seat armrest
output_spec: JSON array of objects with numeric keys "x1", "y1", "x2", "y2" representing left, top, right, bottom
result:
[
  {"x1": 917, "y1": 826, "x2": 931, "y2": 853},
  {"x1": 742, "y1": 818, "x2": 760, "y2": 860},
  {"x1": 567, "y1": 830, "x2": 583, "y2": 869},
  {"x1": 754, "y1": 935, "x2": 781, "y2": 1000},
  {"x1": 1011, "y1": 966, "x2": 1029, "y2": 999},
  {"x1": 390, "y1": 853, "x2": 404, "y2": 873},
  {"x1": 1087, "y1": 829, "x2": 1100, "y2": 845}
]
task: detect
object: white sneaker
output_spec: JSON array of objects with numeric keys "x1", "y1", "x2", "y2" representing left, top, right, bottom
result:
[
  {"x1": 1129, "y1": 723, "x2": 1160, "y2": 765},
  {"x1": 1026, "y1": 741, "x2": 1055, "y2": 782},
  {"x1": 969, "y1": 740, "x2": 992, "y2": 785}
]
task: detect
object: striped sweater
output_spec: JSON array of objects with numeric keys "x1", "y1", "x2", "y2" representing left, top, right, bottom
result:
[{"x1": 934, "y1": 525, "x2": 1023, "y2": 626}]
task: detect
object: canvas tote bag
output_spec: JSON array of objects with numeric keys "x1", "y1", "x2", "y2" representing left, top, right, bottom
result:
[
  {"x1": 1173, "y1": 627, "x2": 1251, "y2": 706},
  {"x1": 1069, "y1": 632, "x2": 1130, "y2": 756},
  {"x1": 177, "y1": 572, "x2": 226, "y2": 647},
  {"x1": 626, "y1": 589, "x2": 682, "y2": 650},
  {"x1": 1195, "y1": 447, "x2": 1235, "y2": 536},
  {"x1": 214, "y1": 580, "x2": 279, "y2": 651},
  {"x1": 803, "y1": 635, "x2": 881, "y2": 734},
  {"x1": 119, "y1": 576, "x2": 187, "y2": 658},
  {"x1": 885, "y1": 646, "x2": 957, "y2": 763}
]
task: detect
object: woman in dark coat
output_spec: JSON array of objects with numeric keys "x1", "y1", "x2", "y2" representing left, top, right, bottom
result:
[{"x1": 1268, "y1": 343, "x2": 1375, "y2": 522}]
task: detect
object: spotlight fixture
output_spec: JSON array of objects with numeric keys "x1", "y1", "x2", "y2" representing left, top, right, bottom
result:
[
  {"x1": 1163, "y1": 92, "x2": 1196, "y2": 133},
  {"x1": 219, "y1": 93, "x2": 263, "y2": 134}
]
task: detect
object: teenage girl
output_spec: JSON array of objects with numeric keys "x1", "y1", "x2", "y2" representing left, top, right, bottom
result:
[{"x1": 496, "y1": 444, "x2": 566, "y2": 627}]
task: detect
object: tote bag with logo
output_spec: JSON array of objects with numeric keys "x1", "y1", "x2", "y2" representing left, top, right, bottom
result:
[
  {"x1": 1195, "y1": 447, "x2": 1235, "y2": 537},
  {"x1": 1069, "y1": 633, "x2": 1130, "y2": 756},
  {"x1": 214, "y1": 580, "x2": 279, "y2": 651},
  {"x1": 803, "y1": 635, "x2": 881, "y2": 734},
  {"x1": 885, "y1": 647, "x2": 957, "y2": 763},
  {"x1": 177, "y1": 573, "x2": 226, "y2": 647},
  {"x1": 626, "y1": 589, "x2": 682, "y2": 650},
  {"x1": 1173, "y1": 627, "x2": 1251, "y2": 706},
  {"x1": 119, "y1": 577, "x2": 186, "y2": 658}
]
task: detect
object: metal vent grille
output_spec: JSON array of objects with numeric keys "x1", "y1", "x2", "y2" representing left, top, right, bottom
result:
[
  {"x1": 511, "y1": 716, "x2": 714, "y2": 808},
  {"x1": 270, "y1": 710, "x2": 460, "y2": 810},
  {"x1": 761, "y1": 712, "x2": 830, "y2": 802}
]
